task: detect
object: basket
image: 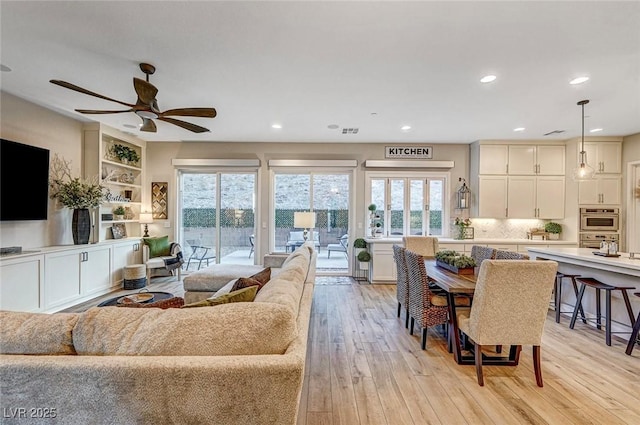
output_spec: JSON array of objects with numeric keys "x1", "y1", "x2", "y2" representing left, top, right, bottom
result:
[{"x1": 123, "y1": 264, "x2": 147, "y2": 289}]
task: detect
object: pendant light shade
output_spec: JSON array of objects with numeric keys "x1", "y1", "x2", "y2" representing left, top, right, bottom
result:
[{"x1": 572, "y1": 99, "x2": 595, "y2": 181}]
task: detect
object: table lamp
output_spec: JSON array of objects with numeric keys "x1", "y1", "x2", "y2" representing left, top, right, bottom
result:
[
  {"x1": 294, "y1": 212, "x2": 316, "y2": 241},
  {"x1": 139, "y1": 213, "x2": 153, "y2": 237}
]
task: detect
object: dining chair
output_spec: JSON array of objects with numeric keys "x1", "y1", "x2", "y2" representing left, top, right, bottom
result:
[
  {"x1": 392, "y1": 244, "x2": 410, "y2": 328},
  {"x1": 495, "y1": 250, "x2": 530, "y2": 260},
  {"x1": 470, "y1": 245, "x2": 496, "y2": 265},
  {"x1": 403, "y1": 236, "x2": 439, "y2": 258},
  {"x1": 404, "y1": 249, "x2": 450, "y2": 349},
  {"x1": 457, "y1": 260, "x2": 558, "y2": 387}
]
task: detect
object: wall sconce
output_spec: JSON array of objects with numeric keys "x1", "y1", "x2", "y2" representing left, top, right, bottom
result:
[
  {"x1": 294, "y1": 212, "x2": 316, "y2": 241},
  {"x1": 139, "y1": 213, "x2": 153, "y2": 237},
  {"x1": 457, "y1": 178, "x2": 471, "y2": 209}
]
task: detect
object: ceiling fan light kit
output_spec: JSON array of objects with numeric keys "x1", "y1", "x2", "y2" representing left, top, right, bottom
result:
[{"x1": 50, "y1": 63, "x2": 216, "y2": 133}]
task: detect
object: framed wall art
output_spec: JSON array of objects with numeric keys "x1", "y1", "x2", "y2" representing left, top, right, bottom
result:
[
  {"x1": 111, "y1": 223, "x2": 127, "y2": 239},
  {"x1": 463, "y1": 227, "x2": 475, "y2": 240},
  {"x1": 151, "y1": 182, "x2": 168, "y2": 219}
]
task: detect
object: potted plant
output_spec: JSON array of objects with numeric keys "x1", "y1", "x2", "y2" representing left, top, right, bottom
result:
[
  {"x1": 110, "y1": 144, "x2": 140, "y2": 166},
  {"x1": 353, "y1": 238, "x2": 369, "y2": 270},
  {"x1": 453, "y1": 217, "x2": 472, "y2": 240},
  {"x1": 113, "y1": 205, "x2": 126, "y2": 221},
  {"x1": 357, "y1": 250, "x2": 371, "y2": 270},
  {"x1": 435, "y1": 250, "x2": 477, "y2": 275},
  {"x1": 49, "y1": 154, "x2": 105, "y2": 244},
  {"x1": 544, "y1": 222, "x2": 562, "y2": 240}
]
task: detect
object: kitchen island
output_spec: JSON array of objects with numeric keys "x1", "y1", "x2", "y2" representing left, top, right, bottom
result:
[
  {"x1": 364, "y1": 237, "x2": 576, "y2": 283},
  {"x1": 527, "y1": 247, "x2": 640, "y2": 336}
]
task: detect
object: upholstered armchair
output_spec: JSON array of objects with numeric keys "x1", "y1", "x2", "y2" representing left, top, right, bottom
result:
[
  {"x1": 403, "y1": 236, "x2": 439, "y2": 258},
  {"x1": 143, "y1": 236, "x2": 184, "y2": 281},
  {"x1": 457, "y1": 260, "x2": 558, "y2": 386}
]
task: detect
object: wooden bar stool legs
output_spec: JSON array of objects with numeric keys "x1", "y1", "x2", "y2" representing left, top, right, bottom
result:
[
  {"x1": 626, "y1": 293, "x2": 640, "y2": 356},
  {"x1": 555, "y1": 272, "x2": 586, "y2": 324},
  {"x1": 570, "y1": 278, "x2": 636, "y2": 346}
]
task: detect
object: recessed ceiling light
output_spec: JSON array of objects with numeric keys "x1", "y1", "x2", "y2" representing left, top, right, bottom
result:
[
  {"x1": 400, "y1": 125, "x2": 412, "y2": 132},
  {"x1": 370, "y1": 112, "x2": 378, "y2": 116},
  {"x1": 590, "y1": 128, "x2": 603, "y2": 133},
  {"x1": 480, "y1": 75, "x2": 497, "y2": 83},
  {"x1": 0, "y1": 64, "x2": 11, "y2": 72},
  {"x1": 327, "y1": 124, "x2": 339, "y2": 130},
  {"x1": 569, "y1": 76, "x2": 589, "y2": 85},
  {"x1": 513, "y1": 127, "x2": 525, "y2": 132},
  {"x1": 271, "y1": 124, "x2": 282, "y2": 129}
]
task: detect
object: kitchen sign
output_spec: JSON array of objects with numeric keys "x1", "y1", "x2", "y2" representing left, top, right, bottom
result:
[{"x1": 385, "y1": 146, "x2": 432, "y2": 159}]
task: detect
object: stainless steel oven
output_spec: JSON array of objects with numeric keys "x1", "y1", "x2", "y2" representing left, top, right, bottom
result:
[
  {"x1": 580, "y1": 208, "x2": 619, "y2": 232},
  {"x1": 579, "y1": 233, "x2": 619, "y2": 249}
]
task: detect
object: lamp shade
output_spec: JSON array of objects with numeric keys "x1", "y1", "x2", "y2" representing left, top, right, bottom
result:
[
  {"x1": 294, "y1": 212, "x2": 316, "y2": 229},
  {"x1": 139, "y1": 213, "x2": 154, "y2": 224}
]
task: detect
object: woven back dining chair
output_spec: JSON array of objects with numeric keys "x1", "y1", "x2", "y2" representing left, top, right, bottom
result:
[
  {"x1": 392, "y1": 244, "x2": 410, "y2": 328},
  {"x1": 457, "y1": 260, "x2": 558, "y2": 387},
  {"x1": 495, "y1": 250, "x2": 530, "y2": 260},
  {"x1": 404, "y1": 249, "x2": 449, "y2": 349},
  {"x1": 470, "y1": 245, "x2": 496, "y2": 265}
]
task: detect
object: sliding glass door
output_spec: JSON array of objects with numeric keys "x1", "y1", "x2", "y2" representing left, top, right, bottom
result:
[{"x1": 178, "y1": 171, "x2": 256, "y2": 269}]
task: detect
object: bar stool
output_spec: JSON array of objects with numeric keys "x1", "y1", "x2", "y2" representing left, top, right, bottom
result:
[
  {"x1": 554, "y1": 272, "x2": 586, "y2": 324},
  {"x1": 625, "y1": 293, "x2": 640, "y2": 356},
  {"x1": 570, "y1": 277, "x2": 636, "y2": 346}
]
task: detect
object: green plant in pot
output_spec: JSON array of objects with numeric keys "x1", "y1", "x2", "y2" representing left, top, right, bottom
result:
[
  {"x1": 357, "y1": 250, "x2": 371, "y2": 262},
  {"x1": 544, "y1": 222, "x2": 562, "y2": 240},
  {"x1": 353, "y1": 238, "x2": 367, "y2": 249},
  {"x1": 111, "y1": 144, "x2": 140, "y2": 165},
  {"x1": 113, "y1": 205, "x2": 126, "y2": 220}
]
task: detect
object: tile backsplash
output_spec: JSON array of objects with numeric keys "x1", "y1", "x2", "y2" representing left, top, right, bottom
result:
[{"x1": 463, "y1": 218, "x2": 548, "y2": 239}]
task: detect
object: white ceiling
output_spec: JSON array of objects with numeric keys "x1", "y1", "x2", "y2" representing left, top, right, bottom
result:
[{"x1": 1, "y1": 1, "x2": 639, "y2": 144}]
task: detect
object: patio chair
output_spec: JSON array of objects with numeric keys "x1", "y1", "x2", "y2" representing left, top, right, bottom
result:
[
  {"x1": 249, "y1": 234, "x2": 255, "y2": 258},
  {"x1": 457, "y1": 260, "x2": 558, "y2": 386},
  {"x1": 286, "y1": 231, "x2": 320, "y2": 253},
  {"x1": 185, "y1": 239, "x2": 216, "y2": 270},
  {"x1": 327, "y1": 234, "x2": 348, "y2": 258}
]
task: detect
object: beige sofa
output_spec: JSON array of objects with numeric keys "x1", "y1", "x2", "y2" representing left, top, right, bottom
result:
[{"x1": 0, "y1": 244, "x2": 316, "y2": 425}]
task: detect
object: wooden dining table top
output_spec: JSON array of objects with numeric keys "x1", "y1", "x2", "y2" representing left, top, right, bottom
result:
[{"x1": 423, "y1": 259, "x2": 478, "y2": 294}]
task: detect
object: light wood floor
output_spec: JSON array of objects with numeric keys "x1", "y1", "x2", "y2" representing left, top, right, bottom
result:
[{"x1": 63, "y1": 276, "x2": 640, "y2": 425}]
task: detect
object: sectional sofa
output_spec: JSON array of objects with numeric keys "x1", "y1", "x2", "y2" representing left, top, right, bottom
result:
[{"x1": 0, "y1": 244, "x2": 316, "y2": 425}]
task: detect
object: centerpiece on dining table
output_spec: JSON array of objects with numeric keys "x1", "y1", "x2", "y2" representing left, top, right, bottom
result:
[{"x1": 435, "y1": 250, "x2": 477, "y2": 275}]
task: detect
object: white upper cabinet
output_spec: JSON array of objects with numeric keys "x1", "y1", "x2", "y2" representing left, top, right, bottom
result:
[
  {"x1": 506, "y1": 176, "x2": 564, "y2": 219},
  {"x1": 508, "y1": 145, "x2": 565, "y2": 175},
  {"x1": 582, "y1": 141, "x2": 622, "y2": 174},
  {"x1": 478, "y1": 176, "x2": 508, "y2": 218},
  {"x1": 579, "y1": 176, "x2": 622, "y2": 205},
  {"x1": 479, "y1": 145, "x2": 509, "y2": 174}
]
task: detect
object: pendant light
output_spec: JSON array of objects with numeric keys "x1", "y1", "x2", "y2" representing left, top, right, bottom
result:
[{"x1": 572, "y1": 99, "x2": 595, "y2": 181}]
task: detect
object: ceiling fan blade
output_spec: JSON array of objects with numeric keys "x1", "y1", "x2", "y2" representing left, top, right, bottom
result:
[
  {"x1": 140, "y1": 118, "x2": 157, "y2": 133},
  {"x1": 75, "y1": 109, "x2": 134, "y2": 114},
  {"x1": 133, "y1": 77, "x2": 159, "y2": 108},
  {"x1": 50, "y1": 80, "x2": 135, "y2": 108},
  {"x1": 158, "y1": 117, "x2": 211, "y2": 133},
  {"x1": 159, "y1": 108, "x2": 217, "y2": 118}
]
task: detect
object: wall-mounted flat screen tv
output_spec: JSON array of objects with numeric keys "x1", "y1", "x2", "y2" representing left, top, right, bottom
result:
[{"x1": 0, "y1": 139, "x2": 50, "y2": 221}]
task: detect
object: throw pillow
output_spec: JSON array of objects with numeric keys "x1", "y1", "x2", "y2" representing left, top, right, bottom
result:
[
  {"x1": 231, "y1": 267, "x2": 271, "y2": 292},
  {"x1": 117, "y1": 297, "x2": 185, "y2": 309},
  {"x1": 143, "y1": 235, "x2": 170, "y2": 257},
  {"x1": 182, "y1": 286, "x2": 258, "y2": 308}
]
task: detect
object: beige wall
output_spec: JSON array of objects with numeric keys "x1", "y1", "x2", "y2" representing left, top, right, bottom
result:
[
  {"x1": 0, "y1": 91, "x2": 83, "y2": 248},
  {"x1": 622, "y1": 133, "x2": 640, "y2": 250},
  {"x1": 146, "y1": 141, "x2": 469, "y2": 257}
]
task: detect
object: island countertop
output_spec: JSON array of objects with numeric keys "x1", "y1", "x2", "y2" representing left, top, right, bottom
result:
[{"x1": 527, "y1": 247, "x2": 640, "y2": 277}]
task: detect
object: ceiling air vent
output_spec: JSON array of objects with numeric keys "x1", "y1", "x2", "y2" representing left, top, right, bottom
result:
[
  {"x1": 341, "y1": 127, "x2": 359, "y2": 134},
  {"x1": 543, "y1": 130, "x2": 565, "y2": 136}
]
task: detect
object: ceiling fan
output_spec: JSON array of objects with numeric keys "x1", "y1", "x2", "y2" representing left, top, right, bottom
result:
[{"x1": 50, "y1": 63, "x2": 216, "y2": 133}]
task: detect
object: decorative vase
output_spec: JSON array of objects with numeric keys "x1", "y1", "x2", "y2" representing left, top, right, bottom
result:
[
  {"x1": 72, "y1": 208, "x2": 91, "y2": 244},
  {"x1": 454, "y1": 226, "x2": 466, "y2": 240}
]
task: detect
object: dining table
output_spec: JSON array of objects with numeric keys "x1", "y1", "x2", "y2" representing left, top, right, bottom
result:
[{"x1": 424, "y1": 259, "x2": 522, "y2": 367}]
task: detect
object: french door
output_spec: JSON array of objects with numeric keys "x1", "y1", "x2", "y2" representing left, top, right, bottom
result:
[
  {"x1": 178, "y1": 171, "x2": 256, "y2": 267},
  {"x1": 368, "y1": 173, "x2": 446, "y2": 237}
]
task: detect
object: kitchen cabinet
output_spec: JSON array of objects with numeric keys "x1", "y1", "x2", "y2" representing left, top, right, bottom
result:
[
  {"x1": 112, "y1": 239, "x2": 143, "y2": 286},
  {"x1": 365, "y1": 239, "x2": 397, "y2": 283},
  {"x1": 0, "y1": 254, "x2": 44, "y2": 312},
  {"x1": 507, "y1": 176, "x2": 564, "y2": 218},
  {"x1": 479, "y1": 145, "x2": 509, "y2": 174},
  {"x1": 582, "y1": 141, "x2": 622, "y2": 174},
  {"x1": 508, "y1": 145, "x2": 565, "y2": 175},
  {"x1": 578, "y1": 176, "x2": 622, "y2": 205},
  {"x1": 83, "y1": 123, "x2": 146, "y2": 243},
  {"x1": 478, "y1": 176, "x2": 508, "y2": 218}
]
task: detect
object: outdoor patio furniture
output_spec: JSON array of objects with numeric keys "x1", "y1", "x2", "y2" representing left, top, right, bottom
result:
[
  {"x1": 249, "y1": 235, "x2": 255, "y2": 258},
  {"x1": 327, "y1": 234, "x2": 348, "y2": 258},
  {"x1": 185, "y1": 239, "x2": 216, "y2": 270},
  {"x1": 286, "y1": 231, "x2": 320, "y2": 253}
]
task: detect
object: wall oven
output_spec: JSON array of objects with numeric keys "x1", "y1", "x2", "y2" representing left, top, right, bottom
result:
[
  {"x1": 580, "y1": 233, "x2": 620, "y2": 249},
  {"x1": 580, "y1": 208, "x2": 619, "y2": 232}
]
